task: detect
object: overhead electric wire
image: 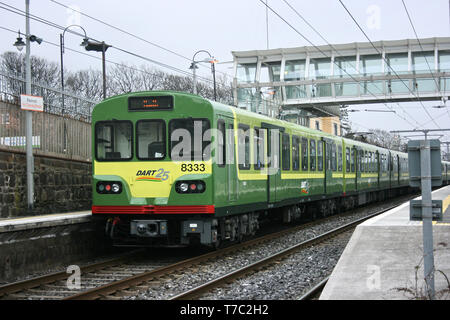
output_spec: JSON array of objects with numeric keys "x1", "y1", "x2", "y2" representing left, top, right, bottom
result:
[
  {"x1": 0, "y1": 1, "x2": 215, "y2": 84},
  {"x1": 401, "y1": 0, "x2": 450, "y2": 123},
  {"x1": 0, "y1": 24, "x2": 186, "y2": 93},
  {"x1": 49, "y1": 0, "x2": 233, "y2": 79},
  {"x1": 337, "y1": 0, "x2": 442, "y2": 130},
  {"x1": 280, "y1": 0, "x2": 423, "y2": 129},
  {"x1": 259, "y1": 0, "x2": 419, "y2": 129}
]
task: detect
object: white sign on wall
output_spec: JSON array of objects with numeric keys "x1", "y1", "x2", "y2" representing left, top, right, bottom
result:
[{"x1": 20, "y1": 94, "x2": 44, "y2": 112}]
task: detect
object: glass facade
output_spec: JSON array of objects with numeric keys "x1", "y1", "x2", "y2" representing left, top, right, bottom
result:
[
  {"x1": 234, "y1": 45, "x2": 448, "y2": 110},
  {"x1": 236, "y1": 63, "x2": 257, "y2": 83},
  {"x1": 309, "y1": 58, "x2": 332, "y2": 97},
  {"x1": 260, "y1": 62, "x2": 281, "y2": 82},
  {"x1": 412, "y1": 51, "x2": 436, "y2": 93},
  {"x1": 284, "y1": 60, "x2": 306, "y2": 81},
  {"x1": 334, "y1": 56, "x2": 358, "y2": 96},
  {"x1": 385, "y1": 53, "x2": 410, "y2": 94}
]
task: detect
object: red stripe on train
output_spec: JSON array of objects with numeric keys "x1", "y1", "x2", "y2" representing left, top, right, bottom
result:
[{"x1": 92, "y1": 205, "x2": 215, "y2": 214}]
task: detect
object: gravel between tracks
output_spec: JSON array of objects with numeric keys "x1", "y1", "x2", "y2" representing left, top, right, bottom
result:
[{"x1": 129, "y1": 196, "x2": 412, "y2": 300}]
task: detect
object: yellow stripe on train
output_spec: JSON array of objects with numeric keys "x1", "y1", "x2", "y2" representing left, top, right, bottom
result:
[{"x1": 94, "y1": 160, "x2": 212, "y2": 198}]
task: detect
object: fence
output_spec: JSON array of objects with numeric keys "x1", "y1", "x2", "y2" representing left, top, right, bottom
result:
[
  {"x1": 0, "y1": 72, "x2": 96, "y2": 162},
  {"x1": 0, "y1": 71, "x2": 98, "y2": 122}
]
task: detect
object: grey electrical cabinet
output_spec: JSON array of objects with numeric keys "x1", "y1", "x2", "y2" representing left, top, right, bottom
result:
[{"x1": 407, "y1": 140, "x2": 442, "y2": 188}]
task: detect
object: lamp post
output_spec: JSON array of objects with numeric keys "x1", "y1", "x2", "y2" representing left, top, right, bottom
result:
[
  {"x1": 13, "y1": 0, "x2": 43, "y2": 213},
  {"x1": 190, "y1": 50, "x2": 218, "y2": 101},
  {"x1": 60, "y1": 25, "x2": 89, "y2": 115},
  {"x1": 84, "y1": 40, "x2": 111, "y2": 99}
]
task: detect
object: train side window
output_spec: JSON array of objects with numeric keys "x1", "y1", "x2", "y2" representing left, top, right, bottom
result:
[
  {"x1": 282, "y1": 133, "x2": 291, "y2": 171},
  {"x1": 338, "y1": 145, "x2": 343, "y2": 172},
  {"x1": 351, "y1": 148, "x2": 356, "y2": 172},
  {"x1": 292, "y1": 135, "x2": 300, "y2": 171},
  {"x1": 317, "y1": 141, "x2": 323, "y2": 171},
  {"x1": 359, "y1": 150, "x2": 364, "y2": 172},
  {"x1": 364, "y1": 151, "x2": 368, "y2": 172},
  {"x1": 238, "y1": 124, "x2": 251, "y2": 170},
  {"x1": 254, "y1": 127, "x2": 264, "y2": 170},
  {"x1": 310, "y1": 139, "x2": 316, "y2": 171},
  {"x1": 346, "y1": 147, "x2": 350, "y2": 172},
  {"x1": 369, "y1": 152, "x2": 373, "y2": 172},
  {"x1": 217, "y1": 120, "x2": 225, "y2": 167},
  {"x1": 331, "y1": 143, "x2": 337, "y2": 171},
  {"x1": 281, "y1": 133, "x2": 291, "y2": 170},
  {"x1": 301, "y1": 137, "x2": 308, "y2": 171}
]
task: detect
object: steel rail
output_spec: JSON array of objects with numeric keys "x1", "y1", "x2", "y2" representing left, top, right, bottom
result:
[
  {"x1": 169, "y1": 205, "x2": 396, "y2": 300},
  {"x1": 0, "y1": 250, "x2": 143, "y2": 298},
  {"x1": 62, "y1": 218, "x2": 326, "y2": 300},
  {"x1": 298, "y1": 276, "x2": 330, "y2": 300}
]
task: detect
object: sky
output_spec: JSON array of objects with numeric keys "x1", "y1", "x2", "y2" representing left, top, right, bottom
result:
[{"x1": 1, "y1": 0, "x2": 450, "y2": 141}]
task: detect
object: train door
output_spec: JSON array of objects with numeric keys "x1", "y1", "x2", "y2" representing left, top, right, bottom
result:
[
  {"x1": 263, "y1": 123, "x2": 281, "y2": 204},
  {"x1": 227, "y1": 123, "x2": 237, "y2": 202},
  {"x1": 323, "y1": 138, "x2": 333, "y2": 194},
  {"x1": 376, "y1": 151, "x2": 380, "y2": 187},
  {"x1": 353, "y1": 147, "x2": 358, "y2": 190}
]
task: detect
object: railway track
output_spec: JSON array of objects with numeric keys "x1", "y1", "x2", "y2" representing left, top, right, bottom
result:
[
  {"x1": 0, "y1": 198, "x2": 407, "y2": 300},
  {"x1": 0, "y1": 249, "x2": 187, "y2": 300},
  {"x1": 168, "y1": 208, "x2": 390, "y2": 300}
]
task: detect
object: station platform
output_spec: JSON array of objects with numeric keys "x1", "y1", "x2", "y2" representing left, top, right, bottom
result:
[
  {"x1": 320, "y1": 185, "x2": 450, "y2": 300},
  {"x1": 0, "y1": 211, "x2": 92, "y2": 232}
]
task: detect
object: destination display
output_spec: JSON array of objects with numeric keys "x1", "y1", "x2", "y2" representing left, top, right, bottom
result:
[{"x1": 128, "y1": 96, "x2": 173, "y2": 111}]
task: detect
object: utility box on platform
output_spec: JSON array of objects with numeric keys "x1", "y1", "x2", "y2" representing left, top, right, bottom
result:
[
  {"x1": 407, "y1": 139, "x2": 442, "y2": 188},
  {"x1": 409, "y1": 199, "x2": 443, "y2": 221}
]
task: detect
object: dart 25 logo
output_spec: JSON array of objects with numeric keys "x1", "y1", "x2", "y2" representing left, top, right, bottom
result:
[{"x1": 136, "y1": 168, "x2": 170, "y2": 182}]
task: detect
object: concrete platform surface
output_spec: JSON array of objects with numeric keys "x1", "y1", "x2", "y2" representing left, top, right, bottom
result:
[
  {"x1": 0, "y1": 211, "x2": 92, "y2": 232},
  {"x1": 320, "y1": 185, "x2": 450, "y2": 300}
]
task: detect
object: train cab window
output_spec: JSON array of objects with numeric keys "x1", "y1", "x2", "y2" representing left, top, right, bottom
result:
[
  {"x1": 310, "y1": 139, "x2": 316, "y2": 171},
  {"x1": 136, "y1": 120, "x2": 165, "y2": 160},
  {"x1": 170, "y1": 119, "x2": 211, "y2": 161},
  {"x1": 331, "y1": 143, "x2": 337, "y2": 171},
  {"x1": 217, "y1": 120, "x2": 226, "y2": 167},
  {"x1": 346, "y1": 147, "x2": 350, "y2": 172},
  {"x1": 282, "y1": 133, "x2": 291, "y2": 171},
  {"x1": 254, "y1": 127, "x2": 265, "y2": 170},
  {"x1": 317, "y1": 141, "x2": 323, "y2": 171},
  {"x1": 237, "y1": 124, "x2": 251, "y2": 170},
  {"x1": 95, "y1": 121, "x2": 132, "y2": 161},
  {"x1": 301, "y1": 138, "x2": 308, "y2": 171},
  {"x1": 292, "y1": 135, "x2": 300, "y2": 171},
  {"x1": 338, "y1": 145, "x2": 343, "y2": 172}
]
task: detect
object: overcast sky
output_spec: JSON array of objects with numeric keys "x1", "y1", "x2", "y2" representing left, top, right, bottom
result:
[{"x1": 1, "y1": 0, "x2": 450, "y2": 140}]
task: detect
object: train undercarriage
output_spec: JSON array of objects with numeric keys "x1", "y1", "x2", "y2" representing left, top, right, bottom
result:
[{"x1": 97, "y1": 186, "x2": 411, "y2": 248}]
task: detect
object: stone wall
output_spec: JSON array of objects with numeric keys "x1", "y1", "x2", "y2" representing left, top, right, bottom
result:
[{"x1": 0, "y1": 149, "x2": 91, "y2": 218}]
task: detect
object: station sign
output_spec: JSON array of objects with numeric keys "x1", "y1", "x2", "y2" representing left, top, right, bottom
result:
[{"x1": 20, "y1": 94, "x2": 44, "y2": 112}]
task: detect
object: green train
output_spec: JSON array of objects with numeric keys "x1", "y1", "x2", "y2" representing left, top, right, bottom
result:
[{"x1": 92, "y1": 91, "x2": 450, "y2": 247}]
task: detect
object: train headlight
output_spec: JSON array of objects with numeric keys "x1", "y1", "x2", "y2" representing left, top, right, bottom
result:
[
  {"x1": 179, "y1": 182, "x2": 189, "y2": 193},
  {"x1": 112, "y1": 183, "x2": 120, "y2": 193},
  {"x1": 176, "y1": 181, "x2": 205, "y2": 194},
  {"x1": 97, "y1": 181, "x2": 122, "y2": 194}
]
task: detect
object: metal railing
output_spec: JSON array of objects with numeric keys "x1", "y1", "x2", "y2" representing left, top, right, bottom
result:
[
  {"x1": 0, "y1": 71, "x2": 98, "y2": 122},
  {"x1": 0, "y1": 72, "x2": 95, "y2": 162}
]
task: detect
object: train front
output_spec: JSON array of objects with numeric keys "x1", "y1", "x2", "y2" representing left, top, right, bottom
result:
[{"x1": 91, "y1": 92, "x2": 217, "y2": 247}]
